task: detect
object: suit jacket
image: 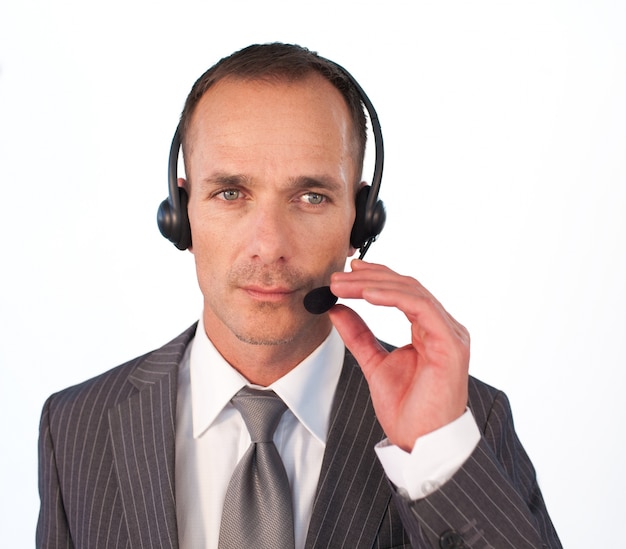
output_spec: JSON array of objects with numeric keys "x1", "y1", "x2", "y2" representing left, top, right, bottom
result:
[{"x1": 37, "y1": 325, "x2": 561, "y2": 549}]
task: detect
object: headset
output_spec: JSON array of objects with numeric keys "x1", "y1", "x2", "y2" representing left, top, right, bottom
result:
[{"x1": 157, "y1": 58, "x2": 386, "y2": 259}]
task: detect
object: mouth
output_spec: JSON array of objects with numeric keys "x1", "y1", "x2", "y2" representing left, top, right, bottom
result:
[{"x1": 241, "y1": 285, "x2": 299, "y2": 303}]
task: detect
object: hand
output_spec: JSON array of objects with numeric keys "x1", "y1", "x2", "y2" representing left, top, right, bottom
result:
[{"x1": 329, "y1": 259, "x2": 470, "y2": 452}]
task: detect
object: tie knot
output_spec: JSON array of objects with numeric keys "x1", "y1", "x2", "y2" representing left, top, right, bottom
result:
[{"x1": 231, "y1": 387, "x2": 287, "y2": 443}]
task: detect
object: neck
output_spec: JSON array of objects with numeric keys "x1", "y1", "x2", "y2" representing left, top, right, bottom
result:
[{"x1": 202, "y1": 310, "x2": 332, "y2": 386}]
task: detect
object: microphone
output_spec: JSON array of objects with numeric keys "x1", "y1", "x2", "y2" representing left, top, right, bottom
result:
[
  {"x1": 303, "y1": 238, "x2": 375, "y2": 315},
  {"x1": 303, "y1": 286, "x2": 338, "y2": 314}
]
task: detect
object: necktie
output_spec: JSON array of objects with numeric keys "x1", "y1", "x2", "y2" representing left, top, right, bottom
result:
[{"x1": 218, "y1": 387, "x2": 295, "y2": 549}]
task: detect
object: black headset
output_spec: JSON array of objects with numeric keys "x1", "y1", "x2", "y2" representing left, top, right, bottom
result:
[{"x1": 157, "y1": 60, "x2": 386, "y2": 258}]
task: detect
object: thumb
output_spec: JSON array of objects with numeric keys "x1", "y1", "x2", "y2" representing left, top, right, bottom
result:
[{"x1": 329, "y1": 304, "x2": 388, "y2": 378}]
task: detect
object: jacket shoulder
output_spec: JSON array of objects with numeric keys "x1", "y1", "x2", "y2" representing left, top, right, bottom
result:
[{"x1": 43, "y1": 324, "x2": 197, "y2": 420}]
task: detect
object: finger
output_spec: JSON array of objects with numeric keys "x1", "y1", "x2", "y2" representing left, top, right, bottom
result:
[
  {"x1": 365, "y1": 285, "x2": 469, "y2": 342},
  {"x1": 348, "y1": 258, "x2": 389, "y2": 272},
  {"x1": 332, "y1": 277, "x2": 451, "y2": 332},
  {"x1": 328, "y1": 304, "x2": 388, "y2": 376},
  {"x1": 332, "y1": 262, "x2": 437, "y2": 302},
  {"x1": 332, "y1": 261, "x2": 468, "y2": 343},
  {"x1": 333, "y1": 260, "x2": 404, "y2": 283},
  {"x1": 331, "y1": 277, "x2": 426, "y2": 301}
]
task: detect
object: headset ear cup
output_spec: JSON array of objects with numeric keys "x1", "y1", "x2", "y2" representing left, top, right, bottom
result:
[
  {"x1": 350, "y1": 185, "x2": 386, "y2": 250},
  {"x1": 369, "y1": 198, "x2": 386, "y2": 241},
  {"x1": 157, "y1": 188, "x2": 192, "y2": 250},
  {"x1": 176, "y1": 188, "x2": 192, "y2": 250},
  {"x1": 350, "y1": 186, "x2": 372, "y2": 249},
  {"x1": 157, "y1": 197, "x2": 175, "y2": 242}
]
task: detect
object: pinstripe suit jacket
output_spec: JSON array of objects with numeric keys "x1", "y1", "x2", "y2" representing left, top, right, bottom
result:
[{"x1": 37, "y1": 325, "x2": 561, "y2": 549}]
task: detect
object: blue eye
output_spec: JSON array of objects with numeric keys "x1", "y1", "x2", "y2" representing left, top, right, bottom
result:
[
  {"x1": 303, "y1": 192, "x2": 325, "y2": 205},
  {"x1": 221, "y1": 189, "x2": 240, "y2": 201}
]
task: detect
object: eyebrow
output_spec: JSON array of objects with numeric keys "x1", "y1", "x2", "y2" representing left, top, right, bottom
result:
[
  {"x1": 199, "y1": 173, "x2": 345, "y2": 194},
  {"x1": 200, "y1": 173, "x2": 251, "y2": 187},
  {"x1": 289, "y1": 175, "x2": 344, "y2": 194}
]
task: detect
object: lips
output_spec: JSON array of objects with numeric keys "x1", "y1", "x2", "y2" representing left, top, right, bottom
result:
[{"x1": 241, "y1": 285, "x2": 298, "y2": 302}]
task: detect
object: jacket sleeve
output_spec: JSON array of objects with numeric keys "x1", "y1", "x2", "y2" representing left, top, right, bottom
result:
[
  {"x1": 391, "y1": 390, "x2": 562, "y2": 549},
  {"x1": 36, "y1": 396, "x2": 74, "y2": 549}
]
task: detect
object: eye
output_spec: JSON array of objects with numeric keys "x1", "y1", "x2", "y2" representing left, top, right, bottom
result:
[
  {"x1": 219, "y1": 189, "x2": 240, "y2": 201},
  {"x1": 301, "y1": 192, "x2": 325, "y2": 205}
]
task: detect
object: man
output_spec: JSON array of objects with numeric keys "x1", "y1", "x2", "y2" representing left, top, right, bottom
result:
[{"x1": 37, "y1": 43, "x2": 561, "y2": 548}]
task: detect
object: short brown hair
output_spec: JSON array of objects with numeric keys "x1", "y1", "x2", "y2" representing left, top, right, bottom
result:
[{"x1": 179, "y1": 43, "x2": 367, "y2": 178}]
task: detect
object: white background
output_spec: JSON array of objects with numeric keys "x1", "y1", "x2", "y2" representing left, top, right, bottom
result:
[{"x1": 1, "y1": 1, "x2": 625, "y2": 547}]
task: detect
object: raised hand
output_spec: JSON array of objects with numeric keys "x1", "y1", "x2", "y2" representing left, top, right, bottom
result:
[{"x1": 329, "y1": 259, "x2": 470, "y2": 451}]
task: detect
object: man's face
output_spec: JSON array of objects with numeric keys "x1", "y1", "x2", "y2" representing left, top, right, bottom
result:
[{"x1": 185, "y1": 73, "x2": 358, "y2": 350}]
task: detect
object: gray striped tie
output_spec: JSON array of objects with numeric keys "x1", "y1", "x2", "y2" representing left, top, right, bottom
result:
[{"x1": 218, "y1": 387, "x2": 295, "y2": 549}]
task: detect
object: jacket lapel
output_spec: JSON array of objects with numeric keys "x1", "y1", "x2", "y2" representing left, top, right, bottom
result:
[
  {"x1": 108, "y1": 326, "x2": 196, "y2": 549},
  {"x1": 305, "y1": 349, "x2": 392, "y2": 549}
]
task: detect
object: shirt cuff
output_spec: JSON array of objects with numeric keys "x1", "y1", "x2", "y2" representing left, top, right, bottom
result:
[{"x1": 374, "y1": 409, "x2": 480, "y2": 500}]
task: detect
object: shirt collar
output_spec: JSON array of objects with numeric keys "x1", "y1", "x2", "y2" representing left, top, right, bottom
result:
[{"x1": 189, "y1": 315, "x2": 345, "y2": 445}]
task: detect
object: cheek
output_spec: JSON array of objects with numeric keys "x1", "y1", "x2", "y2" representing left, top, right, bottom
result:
[
  {"x1": 303, "y1": 214, "x2": 354, "y2": 262},
  {"x1": 188, "y1": 217, "x2": 234, "y2": 274}
]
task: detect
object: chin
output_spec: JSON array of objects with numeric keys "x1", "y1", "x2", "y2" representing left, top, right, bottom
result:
[
  {"x1": 233, "y1": 332, "x2": 296, "y2": 346},
  {"x1": 230, "y1": 311, "x2": 323, "y2": 347},
  {"x1": 206, "y1": 293, "x2": 328, "y2": 348}
]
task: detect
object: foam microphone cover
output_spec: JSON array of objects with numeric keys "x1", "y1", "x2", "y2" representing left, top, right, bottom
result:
[{"x1": 303, "y1": 286, "x2": 338, "y2": 314}]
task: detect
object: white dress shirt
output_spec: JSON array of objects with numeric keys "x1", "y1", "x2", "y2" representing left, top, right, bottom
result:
[
  {"x1": 175, "y1": 317, "x2": 345, "y2": 549},
  {"x1": 176, "y1": 317, "x2": 480, "y2": 549}
]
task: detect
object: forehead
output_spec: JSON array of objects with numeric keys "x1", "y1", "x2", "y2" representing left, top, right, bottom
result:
[{"x1": 185, "y1": 74, "x2": 358, "y2": 162}]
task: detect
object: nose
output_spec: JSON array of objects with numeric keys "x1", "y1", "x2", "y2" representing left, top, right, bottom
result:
[{"x1": 245, "y1": 201, "x2": 293, "y2": 264}]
